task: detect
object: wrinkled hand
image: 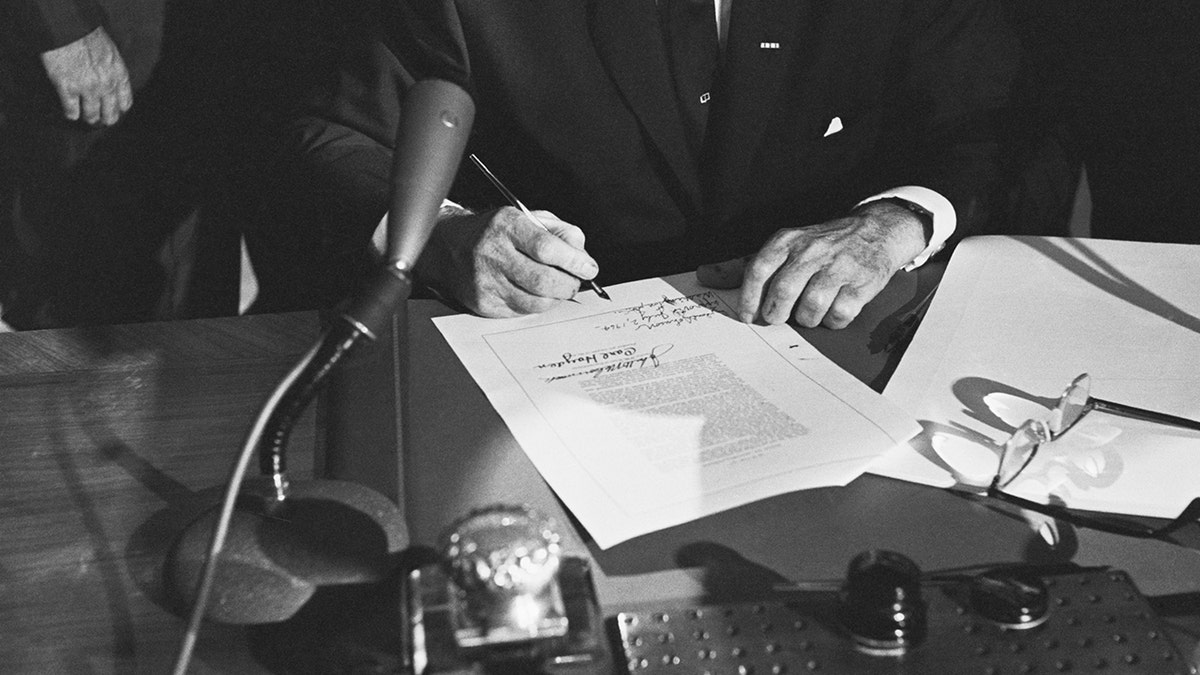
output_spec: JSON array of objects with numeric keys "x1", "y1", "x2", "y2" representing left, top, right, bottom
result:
[
  {"x1": 40, "y1": 26, "x2": 133, "y2": 126},
  {"x1": 696, "y1": 202, "x2": 926, "y2": 329},
  {"x1": 417, "y1": 206, "x2": 600, "y2": 317}
]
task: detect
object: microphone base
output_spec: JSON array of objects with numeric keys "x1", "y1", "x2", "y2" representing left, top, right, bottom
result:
[{"x1": 164, "y1": 478, "x2": 408, "y2": 625}]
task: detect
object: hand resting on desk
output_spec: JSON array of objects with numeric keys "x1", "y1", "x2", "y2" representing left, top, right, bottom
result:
[
  {"x1": 697, "y1": 202, "x2": 927, "y2": 329},
  {"x1": 415, "y1": 206, "x2": 601, "y2": 317}
]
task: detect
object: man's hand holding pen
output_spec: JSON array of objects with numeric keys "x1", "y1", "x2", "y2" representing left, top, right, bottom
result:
[{"x1": 416, "y1": 206, "x2": 603, "y2": 317}]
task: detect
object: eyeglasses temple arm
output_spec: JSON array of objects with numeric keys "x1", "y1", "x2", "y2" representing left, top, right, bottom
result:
[
  {"x1": 1091, "y1": 397, "x2": 1200, "y2": 432},
  {"x1": 989, "y1": 488, "x2": 1198, "y2": 540}
]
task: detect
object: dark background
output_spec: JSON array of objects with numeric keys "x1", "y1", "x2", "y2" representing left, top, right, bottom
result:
[{"x1": 1, "y1": 1, "x2": 1198, "y2": 330}]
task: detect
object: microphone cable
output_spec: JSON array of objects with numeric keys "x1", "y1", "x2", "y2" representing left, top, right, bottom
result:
[
  {"x1": 169, "y1": 77, "x2": 473, "y2": 672},
  {"x1": 170, "y1": 301, "x2": 398, "y2": 673},
  {"x1": 170, "y1": 336, "x2": 322, "y2": 675}
]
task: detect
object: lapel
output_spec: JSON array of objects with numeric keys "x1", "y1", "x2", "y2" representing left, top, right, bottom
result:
[
  {"x1": 706, "y1": 0, "x2": 813, "y2": 214},
  {"x1": 589, "y1": 0, "x2": 704, "y2": 213}
]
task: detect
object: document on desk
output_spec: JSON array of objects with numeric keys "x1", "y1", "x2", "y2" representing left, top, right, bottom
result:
[
  {"x1": 875, "y1": 236, "x2": 1200, "y2": 518},
  {"x1": 433, "y1": 275, "x2": 921, "y2": 548}
]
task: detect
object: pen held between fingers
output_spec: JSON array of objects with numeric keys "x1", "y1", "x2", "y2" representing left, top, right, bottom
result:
[
  {"x1": 518, "y1": 212, "x2": 609, "y2": 299},
  {"x1": 471, "y1": 153, "x2": 610, "y2": 300},
  {"x1": 516, "y1": 208, "x2": 609, "y2": 301}
]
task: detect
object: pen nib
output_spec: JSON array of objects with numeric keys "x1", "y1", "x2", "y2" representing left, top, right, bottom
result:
[{"x1": 472, "y1": 152, "x2": 611, "y2": 302}]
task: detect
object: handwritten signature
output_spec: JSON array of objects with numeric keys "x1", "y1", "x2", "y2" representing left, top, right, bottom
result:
[
  {"x1": 542, "y1": 344, "x2": 675, "y2": 383},
  {"x1": 600, "y1": 292, "x2": 724, "y2": 332},
  {"x1": 536, "y1": 345, "x2": 639, "y2": 371}
]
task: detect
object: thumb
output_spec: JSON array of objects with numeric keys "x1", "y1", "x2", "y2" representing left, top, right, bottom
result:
[{"x1": 696, "y1": 256, "x2": 748, "y2": 289}]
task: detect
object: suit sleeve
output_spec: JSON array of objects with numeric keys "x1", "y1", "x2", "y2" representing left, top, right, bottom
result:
[
  {"x1": 884, "y1": 0, "x2": 1020, "y2": 243},
  {"x1": 7, "y1": 0, "x2": 106, "y2": 52},
  {"x1": 381, "y1": 0, "x2": 470, "y2": 93},
  {"x1": 295, "y1": 0, "x2": 469, "y2": 151}
]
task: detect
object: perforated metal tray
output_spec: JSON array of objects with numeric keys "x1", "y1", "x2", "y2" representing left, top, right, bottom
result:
[{"x1": 614, "y1": 568, "x2": 1189, "y2": 674}]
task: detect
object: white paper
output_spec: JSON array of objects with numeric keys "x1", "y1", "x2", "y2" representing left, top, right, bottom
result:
[
  {"x1": 434, "y1": 275, "x2": 921, "y2": 548},
  {"x1": 877, "y1": 236, "x2": 1200, "y2": 518}
]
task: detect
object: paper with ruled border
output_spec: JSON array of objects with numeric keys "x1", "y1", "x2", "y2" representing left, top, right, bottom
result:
[{"x1": 433, "y1": 274, "x2": 921, "y2": 548}]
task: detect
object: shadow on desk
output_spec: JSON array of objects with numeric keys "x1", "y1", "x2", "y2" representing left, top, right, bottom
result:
[
  {"x1": 0, "y1": 313, "x2": 320, "y2": 671},
  {"x1": 2, "y1": 281, "x2": 1196, "y2": 671},
  {"x1": 1018, "y1": 237, "x2": 1200, "y2": 336}
]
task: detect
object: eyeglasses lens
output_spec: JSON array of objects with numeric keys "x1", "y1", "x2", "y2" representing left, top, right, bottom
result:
[
  {"x1": 997, "y1": 420, "x2": 1050, "y2": 489},
  {"x1": 1049, "y1": 374, "x2": 1091, "y2": 437}
]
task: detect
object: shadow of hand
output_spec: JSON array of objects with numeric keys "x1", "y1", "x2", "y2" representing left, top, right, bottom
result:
[{"x1": 675, "y1": 541, "x2": 790, "y2": 604}]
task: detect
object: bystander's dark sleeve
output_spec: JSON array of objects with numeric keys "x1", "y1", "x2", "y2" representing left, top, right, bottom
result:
[{"x1": 5, "y1": 0, "x2": 107, "y2": 52}]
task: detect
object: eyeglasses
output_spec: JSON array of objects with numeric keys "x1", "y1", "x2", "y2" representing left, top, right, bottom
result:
[{"x1": 987, "y1": 373, "x2": 1200, "y2": 540}]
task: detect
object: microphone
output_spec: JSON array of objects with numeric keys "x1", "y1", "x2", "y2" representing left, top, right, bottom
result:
[
  {"x1": 254, "y1": 79, "x2": 476, "y2": 490},
  {"x1": 386, "y1": 78, "x2": 475, "y2": 271},
  {"x1": 165, "y1": 78, "x2": 475, "y2": 638}
]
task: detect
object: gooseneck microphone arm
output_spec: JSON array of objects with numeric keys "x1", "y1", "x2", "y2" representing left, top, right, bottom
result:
[
  {"x1": 171, "y1": 79, "x2": 474, "y2": 675},
  {"x1": 256, "y1": 265, "x2": 416, "y2": 501},
  {"x1": 256, "y1": 78, "x2": 476, "y2": 502}
]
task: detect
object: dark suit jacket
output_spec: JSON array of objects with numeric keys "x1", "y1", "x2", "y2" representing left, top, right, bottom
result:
[
  {"x1": 329, "y1": 0, "x2": 1019, "y2": 283},
  {"x1": 1, "y1": 0, "x2": 165, "y2": 119},
  {"x1": 1, "y1": 0, "x2": 104, "y2": 53}
]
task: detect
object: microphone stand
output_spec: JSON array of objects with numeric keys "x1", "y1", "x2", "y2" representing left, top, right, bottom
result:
[
  {"x1": 259, "y1": 69, "x2": 477, "y2": 508},
  {"x1": 258, "y1": 264, "x2": 416, "y2": 504},
  {"x1": 170, "y1": 266, "x2": 416, "y2": 675},
  {"x1": 171, "y1": 78, "x2": 474, "y2": 674}
]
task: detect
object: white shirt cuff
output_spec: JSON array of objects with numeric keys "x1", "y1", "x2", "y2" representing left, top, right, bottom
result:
[{"x1": 856, "y1": 185, "x2": 956, "y2": 271}]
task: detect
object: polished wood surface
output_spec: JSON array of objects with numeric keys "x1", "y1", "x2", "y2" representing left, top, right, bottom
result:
[
  {"x1": 0, "y1": 313, "x2": 320, "y2": 673},
  {"x1": 2, "y1": 273, "x2": 1197, "y2": 672}
]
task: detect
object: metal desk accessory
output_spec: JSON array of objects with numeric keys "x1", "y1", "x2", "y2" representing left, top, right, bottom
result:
[
  {"x1": 615, "y1": 550, "x2": 1190, "y2": 674},
  {"x1": 405, "y1": 505, "x2": 610, "y2": 674}
]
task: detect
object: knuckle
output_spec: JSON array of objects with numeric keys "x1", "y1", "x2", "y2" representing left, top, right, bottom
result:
[
  {"x1": 757, "y1": 298, "x2": 782, "y2": 323},
  {"x1": 495, "y1": 206, "x2": 522, "y2": 229},
  {"x1": 515, "y1": 268, "x2": 552, "y2": 295},
  {"x1": 766, "y1": 227, "x2": 802, "y2": 245},
  {"x1": 517, "y1": 266, "x2": 574, "y2": 299},
  {"x1": 744, "y1": 254, "x2": 782, "y2": 283},
  {"x1": 792, "y1": 308, "x2": 821, "y2": 329},
  {"x1": 559, "y1": 223, "x2": 586, "y2": 247},
  {"x1": 508, "y1": 294, "x2": 556, "y2": 315},
  {"x1": 768, "y1": 274, "x2": 809, "y2": 298},
  {"x1": 825, "y1": 255, "x2": 869, "y2": 282},
  {"x1": 474, "y1": 232, "x2": 512, "y2": 265},
  {"x1": 528, "y1": 234, "x2": 559, "y2": 261},
  {"x1": 823, "y1": 303, "x2": 859, "y2": 328}
]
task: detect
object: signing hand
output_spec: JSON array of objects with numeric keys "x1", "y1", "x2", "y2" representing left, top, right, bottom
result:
[
  {"x1": 417, "y1": 206, "x2": 600, "y2": 317},
  {"x1": 40, "y1": 26, "x2": 133, "y2": 126},
  {"x1": 696, "y1": 201, "x2": 926, "y2": 329}
]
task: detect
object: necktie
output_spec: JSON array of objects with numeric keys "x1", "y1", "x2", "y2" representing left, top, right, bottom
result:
[{"x1": 660, "y1": 0, "x2": 720, "y2": 157}]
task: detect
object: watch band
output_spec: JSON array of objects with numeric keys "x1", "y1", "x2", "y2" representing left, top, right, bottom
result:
[{"x1": 856, "y1": 186, "x2": 956, "y2": 271}]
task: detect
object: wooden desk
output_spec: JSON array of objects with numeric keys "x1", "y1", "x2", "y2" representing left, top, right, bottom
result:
[
  {"x1": 2, "y1": 273, "x2": 1197, "y2": 672},
  {"x1": 0, "y1": 313, "x2": 321, "y2": 673},
  {"x1": 399, "y1": 268, "x2": 1200, "y2": 666}
]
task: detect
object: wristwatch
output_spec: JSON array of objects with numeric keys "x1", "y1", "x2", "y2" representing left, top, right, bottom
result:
[
  {"x1": 855, "y1": 186, "x2": 955, "y2": 271},
  {"x1": 874, "y1": 197, "x2": 934, "y2": 243}
]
